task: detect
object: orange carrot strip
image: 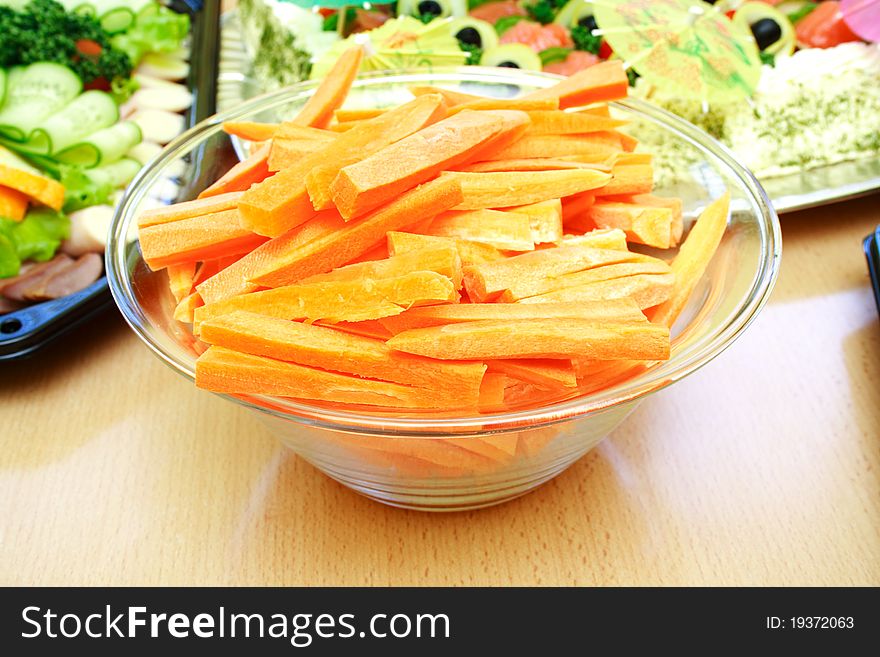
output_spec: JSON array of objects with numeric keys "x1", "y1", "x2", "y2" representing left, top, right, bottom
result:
[
  {"x1": 195, "y1": 209, "x2": 343, "y2": 304},
  {"x1": 428, "y1": 209, "x2": 534, "y2": 252},
  {"x1": 386, "y1": 319, "x2": 670, "y2": 361},
  {"x1": 386, "y1": 231, "x2": 505, "y2": 267},
  {"x1": 199, "y1": 310, "x2": 486, "y2": 395},
  {"x1": 238, "y1": 94, "x2": 446, "y2": 237},
  {"x1": 447, "y1": 98, "x2": 559, "y2": 114},
  {"x1": 510, "y1": 259, "x2": 671, "y2": 302},
  {"x1": 139, "y1": 209, "x2": 268, "y2": 271},
  {"x1": 273, "y1": 124, "x2": 335, "y2": 141},
  {"x1": 194, "y1": 270, "x2": 457, "y2": 330},
  {"x1": 615, "y1": 130, "x2": 638, "y2": 152},
  {"x1": 315, "y1": 319, "x2": 392, "y2": 341},
  {"x1": 267, "y1": 137, "x2": 335, "y2": 172},
  {"x1": 222, "y1": 121, "x2": 278, "y2": 141},
  {"x1": 299, "y1": 244, "x2": 462, "y2": 289},
  {"x1": 0, "y1": 164, "x2": 65, "y2": 210},
  {"x1": 556, "y1": 228, "x2": 629, "y2": 250},
  {"x1": 330, "y1": 109, "x2": 530, "y2": 219},
  {"x1": 462, "y1": 244, "x2": 647, "y2": 302},
  {"x1": 525, "y1": 110, "x2": 627, "y2": 135},
  {"x1": 196, "y1": 345, "x2": 462, "y2": 409},
  {"x1": 334, "y1": 108, "x2": 386, "y2": 122},
  {"x1": 248, "y1": 177, "x2": 463, "y2": 289},
  {"x1": 587, "y1": 201, "x2": 675, "y2": 249},
  {"x1": 488, "y1": 358, "x2": 577, "y2": 388},
  {"x1": 409, "y1": 85, "x2": 483, "y2": 106},
  {"x1": 594, "y1": 163, "x2": 654, "y2": 197},
  {"x1": 604, "y1": 193, "x2": 684, "y2": 245},
  {"x1": 648, "y1": 193, "x2": 730, "y2": 328},
  {"x1": 453, "y1": 158, "x2": 611, "y2": 173},
  {"x1": 561, "y1": 191, "x2": 596, "y2": 228},
  {"x1": 524, "y1": 60, "x2": 629, "y2": 108},
  {"x1": 478, "y1": 372, "x2": 508, "y2": 410},
  {"x1": 519, "y1": 271, "x2": 675, "y2": 309},
  {"x1": 607, "y1": 152, "x2": 652, "y2": 166},
  {"x1": 167, "y1": 261, "x2": 197, "y2": 303},
  {"x1": 505, "y1": 199, "x2": 563, "y2": 244},
  {"x1": 0, "y1": 184, "x2": 28, "y2": 221},
  {"x1": 138, "y1": 191, "x2": 243, "y2": 228},
  {"x1": 197, "y1": 142, "x2": 271, "y2": 199},
  {"x1": 173, "y1": 290, "x2": 203, "y2": 323},
  {"x1": 380, "y1": 298, "x2": 646, "y2": 333},
  {"x1": 445, "y1": 436, "x2": 517, "y2": 463},
  {"x1": 488, "y1": 132, "x2": 622, "y2": 161},
  {"x1": 287, "y1": 45, "x2": 364, "y2": 129}
]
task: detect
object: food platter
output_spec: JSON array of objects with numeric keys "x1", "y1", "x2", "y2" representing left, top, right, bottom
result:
[{"x1": 217, "y1": 9, "x2": 880, "y2": 215}]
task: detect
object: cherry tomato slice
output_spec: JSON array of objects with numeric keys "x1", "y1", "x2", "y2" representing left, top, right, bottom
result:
[
  {"x1": 598, "y1": 40, "x2": 613, "y2": 59},
  {"x1": 795, "y1": 1, "x2": 861, "y2": 48},
  {"x1": 75, "y1": 39, "x2": 103, "y2": 58}
]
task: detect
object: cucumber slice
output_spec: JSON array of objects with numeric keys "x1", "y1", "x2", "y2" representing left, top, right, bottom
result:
[
  {"x1": 0, "y1": 145, "x2": 42, "y2": 176},
  {"x1": 19, "y1": 90, "x2": 119, "y2": 156},
  {"x1": 100, "y1": 7, "x2": 137, "y2": 34},
  {"x1": 55, "y1": 121, "x2": 142, "y2": 168},
  {"x1": 91, "y1": 157, "x2": 141, "y2": 189},
  {"x1": 0, "y1": 64, "x2": 83, "y2": 142}
]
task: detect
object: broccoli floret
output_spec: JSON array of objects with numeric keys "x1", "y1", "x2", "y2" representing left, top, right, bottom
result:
[
  {"x1": 0, "y1": 0, "x2": 133, "y2": 86},
  {"x1": 571, "y1": 24, "x2": 602, "y2": 55},
  {"x1": 526, "y1": 0, "x2": 567, "y2": 25}
]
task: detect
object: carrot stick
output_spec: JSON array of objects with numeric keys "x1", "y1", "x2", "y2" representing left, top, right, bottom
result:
[
  {"x1": 329, "y1": 109, "x2": 530, "y2": 219},
  {"x1": 519, "y1": 271, "x2": 675, "y2": 309},
  {"x1": 409, "y1": 85, "x2": 483, "y2": 106},
  {"x1": 139, "y1": 209, "x2": 268, "y2": 271},
  {"x1": 386, "y1": 231, "x2": 505, "y2": 267},
  {"x1": 594, "y1": 163, "x2": 654, "y2": 197},
  {"x1": 428, "y1": 209, "x2": 534, "y2": 251},
  {"x1": 287, "y1": 45, "x2": 364, "y2": 129},
  {"x1": 447, "y1": 98, "x2": 559, "y2": 114},
  {"x1": 195, "y1": 345, "x2": 466, "y2": 409},
  {"x1": 267, "y1": 137, "x2": 336, "y2": 172},
  {"x1": 510, "y1": 259, "x2": 671, "y2": 301},
  {"x1": 138, "y1": 191, "x2": 244, "y2": 228},
  {"x1": 0, "y1": 184, "x2": 28, "y2": 221},
  {"x1": 299, "y1": 244, "x2": 463, "y2": 289},
  {"x1": 587, "y1": 201, "x2": 675, "y2": 248},
  {"x1": 556, "y1": 228, "x2": 629, "y2": 251},
  {"x1": 248, "y1": 177, "x2": 463, "y2": 288},
  {"x1": 462, "y1": 244, "x2": 648, "y2": 302},
  {"x1": 199, "y1": 310, "x2": 486, "y2": 395},
  {"x1": 525, "y1": 110, "x2": 627, "y2": 135},
  {"x1": 334, "y1": 108, "x2": 386, "y2": 122},
  {"x1": 315, "y1": 319, "x2": 392, "y2": 341},
  {"x1": 488, "y1": 132, "x2": 622, "y2": 161},
  {"x1": 273, "y1": 124, "x2": 335, "y2": 141},
  {"x1": 604, "y1": 193, "x2": 684, "y2": 245},
  {"x1": 487, "y1": 358, "x2": 577, "y2": 388},
  {"x1": 0, "y1": 164, "x2": 65, "y2": 210},
  {"x1": 648, "y1": 192, "x2": 730, "y2": 328},
  {"x1": 445, "y1": 436, "x2": 518, "y2": 463},
  {"x1": 222, "y1": 121, "x2": 278, "y2": 141},
  {"x1": 386, "y1": 319, "x2": 670, "y2": 361},
  {"x1": 173, "y1": 290, "x2": 203, "y2": 323},
  {"x1": 503, "y1": 199, "x2": 563, "y2": 244},
  {"x1": 197, "y1": 142, "x2": 271, "y2": 199},
  {"x1": 561, "y1": 191, "x2": 596, "y2": 228},
  {"x1": 167, "y1": 261, "x2": 197, "y2": 303},
  {"x1": 238, "y1": 94, "x2": 446, "y2": 237},
  {"x1": 524, "y1": 60, "x2": 629, "y2": 108},
  {"x1": 194, "y1": 270, "x2": 457, "y2": 330},
  {"x1": 453, "y1": 158, "x2": 611, "y2": 173}
]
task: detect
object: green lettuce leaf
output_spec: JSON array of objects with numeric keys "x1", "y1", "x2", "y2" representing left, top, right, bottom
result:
[
  {"x1": 111, "y1": 5, "x2": 190, "y2": 65},
  {"x1": 60, "y1": 165, "x2": 116, "y2": 213},
  {"x1": 0, "y1": 208, "x2": 70, "y2": 278}
]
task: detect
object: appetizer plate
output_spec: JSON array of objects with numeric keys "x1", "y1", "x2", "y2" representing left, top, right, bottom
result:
[{"x1": 217, "y1": 10, "x2": 880, "y2": 215}]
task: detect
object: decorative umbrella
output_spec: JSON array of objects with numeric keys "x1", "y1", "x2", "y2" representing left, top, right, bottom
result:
[
  {"x1": 841, "y1": 0, "x2": 880, "y2": 42},
  {"x1": 591, "y1": 0, "x2": 762, "y2": 102}
]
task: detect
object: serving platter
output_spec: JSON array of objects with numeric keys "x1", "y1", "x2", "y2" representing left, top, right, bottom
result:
[{"x1": 217, "y1": 10, "x2": 880, "y2": 215}]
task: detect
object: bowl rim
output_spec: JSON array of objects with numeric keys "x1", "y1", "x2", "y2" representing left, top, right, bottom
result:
[{"x1": 107, "y1": 67, "x2": 781, "y2": 437}]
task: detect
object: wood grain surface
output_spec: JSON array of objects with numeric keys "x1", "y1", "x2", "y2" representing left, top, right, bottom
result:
[{"x1": 1, "y1": 195, "x2": 879, "y2": 586}]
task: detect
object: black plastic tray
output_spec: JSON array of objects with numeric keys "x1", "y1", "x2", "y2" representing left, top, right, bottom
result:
[
  {"x1": 0, "y1": 0, "x2": 222, "y2": 361},
  {"x1": 864, "y1": 225, "x2": 880, "y2": 318}
]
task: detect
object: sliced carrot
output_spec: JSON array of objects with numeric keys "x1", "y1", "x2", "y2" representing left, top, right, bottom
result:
[
  {"x1": 0, "y1": 164, "x2": 64, "y2": 211},
  {"x1": 299, "y1": 244, "x2": 462, "y2": 289},
  {"x1": 587, "y1": 201, "x2": 675, "y2": 248},
  {"x1": 334, "y1": 108, "x2": 386, "y2": 122},
  {"x1": 267, "y1": 137, "x2": 336, "y2": 172},
  {"x1": 379, "y1": 298, "x2": 646, "y2": 333},
  {"x1": 386, "y1": 319, "x2": 670, "y2": 361},
  {"x1": 594, "y1": 163, "x2": 654, "y2": 197},
  {"x1": 248, "y1": 177, "x2": 463, "y2": 288},
  {"x1": 478, "y1": 372, "x2": 508, "y2": 410},
  {"x1": 409, "y1": 85, "x2": 482, "y2": 106},
  {"x1": 608, "y1": 152, "x2": 652, "y2": 166},
  {"x1": 447, "y1": 98, "x2": 559, "y2": 114},
  {"x1": 445, "y1": 435, "x2": 518, "y2": 463},
  {"x1": 581, "y1": 105, "x2": 611, "y2": 118},
  {"x1": 315, "y1": 319, "x2": 392, "y2": 341},
  {"x1": 526, "y1": 110, "x2": 627, "y2": 135},
  {"x1": 173, "y1": 290, "x2": 203, "y2": 323},
  {"x1": 524, "y1": 60, "x2": 629, "y2": 108},
  {"x1": 195, "y1": 209, "x2": 344, "y2": 304},
  {"x1": 443, "y1": 169, "x2": 610, "y2": 212},
  {"x1": 287, "y1": 45, "x2": 364, "y2": 129},
  {"x1": 604, "y1": 193, "x2": 684, "y2": 245},
  {"x1": 138, "y1": 191, "x2": 244, "y2": 229},
  {"x1": 222, "y1": 121, "x2": 278, "y2": 141},
  {"x1": 167, "y1": 261, "x2": 197, "y2": 302},
  {"x1": 556, "y1": 228, "x2": 629, "y2": 251},
  {"x1": 193, "y1": 270, "x2": 457, "y2": 330},
  {"x1": 238, "y1": 94, "x2": 446, "y2": 237},
  {"x1": 328, "y1": 121, "x2": 358, "y2": 133},
  {"x1": 454, "y1": 157, "x2": 610, "y2": 173},
  {"x1": 195, "y1": 345, "x2": 466, "y2": 409},
  {"x1": 0, "y1": 184, "x2": 28, "y2": 221},
  {"x1": 386, "y1": 231, "x2": 505, "y2": 267},
  {"x1": 487, "y1": 358, "x2": 577, "y2": 388},
  {"x1": 504, "y1": 199, "x2": 563, "y2": 244},
  {"x1": 329, "y1": 109, "x2": 530, "y2": 219},
  {"x1": 561, "y1": 191, "x2": 596, "y2": 228},
  {"x1": 199, "y1": 310, "x2": 486, "y2": 396},
  {"x1": 462, "y1": 244, "x2": 646, "y2": 302},
  {"x1": 197, "y1": 142, "x2": 271, "y2": 199},
  {"x1": 488, "y1": 132, "x2": 622, "y2": 161},
  {"x1": 344, "y1": 241, "x2": 389, "y2": 265},
  {"x1": 615, "y1": 130, "x2": 639, "y2": 152},
  {"x1": 274, "y1": 124, "x2": 335, "y2": 141},
  {"x1": 519, "y1": 271, "x2": 675, "y2": 309},
  {"x1": 510, "y1": 259, "x2": 671, "y2": 302},
  {"x1": 139, "y1": 209, "x2": 269, "y2": 271},
  {"x1": 649, "y1": 192, "x2": 730, "y2": 328},
  {"x1": 516, "y1": 426, "x2": 561, "y2": 457},
  {"x1": 428, "y1": 209, "x2": 534, "y2": 252}
]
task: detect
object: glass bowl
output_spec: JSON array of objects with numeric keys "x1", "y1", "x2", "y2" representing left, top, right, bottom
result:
[{"x1": 107, "y1": 68, "x2": 781, "y2": 511}]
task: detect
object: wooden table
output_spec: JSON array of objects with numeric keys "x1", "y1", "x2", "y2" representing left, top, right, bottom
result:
[{"x1": 2, "y1": 195, "x2": 878, "y2": 586}]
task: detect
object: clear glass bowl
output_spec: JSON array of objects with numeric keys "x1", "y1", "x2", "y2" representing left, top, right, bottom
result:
[{"x1": 107, "y1": 69, "x2": 781, "y2": 511}]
